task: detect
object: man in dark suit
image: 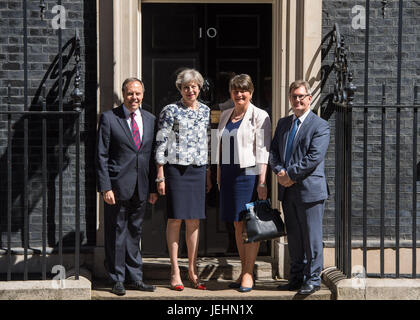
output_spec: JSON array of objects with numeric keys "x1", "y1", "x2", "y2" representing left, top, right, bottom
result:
[
  {"x1": 269, "y1": 80, "x2": 330, "y2": 295},
  {"x1": 96, "y1": 78, "x2": 158, "y2": 296}
]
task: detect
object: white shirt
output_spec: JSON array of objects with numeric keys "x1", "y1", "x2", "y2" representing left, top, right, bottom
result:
[
  {"x1": 123, "y1": 105, "x2": 143, "y2": 141},
  {"x1": 293, "y1": 107, "x2": 311, "y2": 135},
  {"x1": 284, "y1": 108, "x2": 312, "y2": 161}
]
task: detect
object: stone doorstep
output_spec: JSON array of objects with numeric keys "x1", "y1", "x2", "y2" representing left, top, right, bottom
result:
[
  {"x1": 96, "y1": 257, "x2": 332, "y2": 300},
  {"x1": 0, "y1": 278, "x2": 91, "y2": 300},
  {"x1": 142, "y1": 257, "x2": 274, "y2": 281},
  {"x1": 91, "y1": 279, "x2": 332, "y2": 301},
  {"x1": 322, "y1": 267, "x2": 420, "y2": 300}
]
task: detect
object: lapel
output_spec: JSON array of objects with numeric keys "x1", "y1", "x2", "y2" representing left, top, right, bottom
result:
[
  {"x1": 281, "y1": 115, "x2": 294, "y2": 162},
  {"x1": 139, "y1": 108, "x2": 151, "y2": 151},
  {"x1": 240, "y1": 103, "x2": 254, "y2": 132},
  {"x1": 243, "y1": 103, "x2": 254, "y2": 122},
  {"x1": 219, "y1": 107, "x2": 234, "y2": 135},
  {"x1": 218, "y1": 103, "x2": 256, "y2": 152},
  {"x1": 115, "y1": 104, "x2": 138, "y2": 151},
  {"x1": 219, "y1": 103, "x2": 255, "y2": 133}
]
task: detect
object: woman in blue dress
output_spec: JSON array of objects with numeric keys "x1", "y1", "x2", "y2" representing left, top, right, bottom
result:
[
  {"x1": 216, "y1": 74, "x2": 272, "y2": 292},
  {"x1": 156, "y1": 69, "x2": 212, "y2": 291}
]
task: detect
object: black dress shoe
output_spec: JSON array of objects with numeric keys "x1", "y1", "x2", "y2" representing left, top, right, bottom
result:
[
  {"x1": 228, "y1": 282, "x2": 241, "y2": 289},
  {"x1": 111, "y1": 282, "x2": 126, "y2": 296},
  {"x1": 130, "y1": 280, "x2": 156, "y2": 292},
  {"x1": 277, "y1": 281, "x2": 303, "y2": 291},
  {"x1": 298, "y1": 283, "x2": 320, "y2": 295}
]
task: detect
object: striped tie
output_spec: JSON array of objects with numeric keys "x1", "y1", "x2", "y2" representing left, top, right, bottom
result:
[{"x1": 130, "y1": 112, "x2": 142, "y2": 150}]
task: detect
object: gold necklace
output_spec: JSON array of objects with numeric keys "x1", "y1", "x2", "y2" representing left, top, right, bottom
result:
[
  {"x1": 183, "y1": 100, "x2": 199, "y2": 111},
  {"x1": 231, "y1": 109, "x2": 245, "y2": 121}
]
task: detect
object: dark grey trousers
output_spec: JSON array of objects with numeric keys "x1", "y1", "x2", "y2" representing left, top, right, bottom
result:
[
  {"x1": 104, "y1": 190, "x2": 145, "y2": 283},
  {"x1": 282, "y1": 190, "x2": 325, "y2": 286}
]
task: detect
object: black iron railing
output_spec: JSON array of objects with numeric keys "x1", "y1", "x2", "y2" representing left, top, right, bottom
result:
[
  {"x1": 0, "y1": 0, "x2": 83, "y2": 281},
  {"x1": 350, "y1": 87, "x2": 419, "y2": 279},
  {"x1": 328, "y1": 16, "x2": 419, "y2": 279},
  {"x1": 328, "y1": 23, "x2": 356, "y2": 278}
]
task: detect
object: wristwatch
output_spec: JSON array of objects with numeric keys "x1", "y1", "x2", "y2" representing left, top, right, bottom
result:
[{"x1": 155, "y1": 177, "x2": 165, "y2": 183}]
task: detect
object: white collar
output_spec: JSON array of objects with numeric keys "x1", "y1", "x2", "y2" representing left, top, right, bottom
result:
[
  {"x1": 294, "y1": 107, "x2": 311, "y2": 124},
  {"x1": 123, "y1": 105, "x2": 141, "y2": 118}
]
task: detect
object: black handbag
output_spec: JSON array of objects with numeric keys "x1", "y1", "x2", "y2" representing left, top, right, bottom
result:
[{"x1": 243, "y1": 200, "x2": 286, "y2": 243}]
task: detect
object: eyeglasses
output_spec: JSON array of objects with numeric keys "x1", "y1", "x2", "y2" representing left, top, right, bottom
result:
[{"x1": 291, "y1": 94, "x2": 310, "y2": 101}]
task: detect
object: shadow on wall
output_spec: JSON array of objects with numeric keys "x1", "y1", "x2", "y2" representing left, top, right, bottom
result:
[
  {"x1": 319, "y1": 28, "x2": 339, "y2": 121},
  {"x1": 0, "y1": 234, "x2": 89, "y2": 279},
  {"x1": 0, "y1": 37, "x2": 86, "y2": 250}
]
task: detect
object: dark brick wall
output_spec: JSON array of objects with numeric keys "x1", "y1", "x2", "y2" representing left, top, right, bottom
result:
[
  {"x1": 1, "y1": 0, "x2": 418, "y2": 252},
  {"x1": 321, "y1": 0, "x2": 420, "y2": 246},
  {"x1": 0, "y1": 0, "x2": 97, "y2": 249}
]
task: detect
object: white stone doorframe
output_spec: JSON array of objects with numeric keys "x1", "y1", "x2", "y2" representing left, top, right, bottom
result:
[{"x1": 95, "y1": 0, "x2": 323, "y2": 279}]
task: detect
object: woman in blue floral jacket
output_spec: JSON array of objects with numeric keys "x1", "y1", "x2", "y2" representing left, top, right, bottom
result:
[{"x1": 155, "y1": 69, "x2": 212, "y2": 291}]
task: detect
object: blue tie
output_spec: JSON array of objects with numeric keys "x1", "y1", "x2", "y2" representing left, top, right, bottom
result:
[{"x1": 285, "y1": 118, "x2": 300, "y2": 166}]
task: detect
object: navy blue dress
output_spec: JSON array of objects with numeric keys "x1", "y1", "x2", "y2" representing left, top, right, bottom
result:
[
  {"x1": 219, "y1": 119, "x2": 257, "y2": 222},
  {"x1": 156, "y1": 101, "x2": 210, "y2": 220}
]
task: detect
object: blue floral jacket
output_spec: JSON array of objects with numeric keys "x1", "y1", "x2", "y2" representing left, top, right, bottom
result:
[{"x1": 155, "y1": 100, "x2": 211, "y2": 166}]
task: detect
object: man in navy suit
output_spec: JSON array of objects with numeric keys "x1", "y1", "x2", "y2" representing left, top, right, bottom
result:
[
  {"x1": 269, "y1": 80, "x2": 330, "y2": 295},
  {"x1": 96, "y1": 78, "x2": 158, "y2": 296}
]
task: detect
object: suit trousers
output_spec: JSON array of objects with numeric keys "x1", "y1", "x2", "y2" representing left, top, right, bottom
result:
[
  {"x1": 104, "y1": 188, "x2": 146, "y2": 283},
  {"x1": 282, "y1": 189, "x2": 325, "y2": 286}
]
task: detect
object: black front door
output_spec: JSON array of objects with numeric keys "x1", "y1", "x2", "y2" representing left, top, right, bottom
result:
[{"x1": 141, "y1": 3, "x2": 272, "y2": 257}]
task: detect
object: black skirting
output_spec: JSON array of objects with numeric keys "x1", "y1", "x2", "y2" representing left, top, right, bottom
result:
[{"x1": 165, "y1": 164, "x2": 206, "y2": 220}]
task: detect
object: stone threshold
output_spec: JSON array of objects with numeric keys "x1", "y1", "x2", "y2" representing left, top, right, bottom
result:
[
  {"x1": 91, "y1": 279, "x2": 332, "y2": 300},
  {"x1": 322, "y1": 267, "x2": 420, "y2": 300},
  {"x1": 0, "y1": 278, "x2": 91, "y2": 300}
]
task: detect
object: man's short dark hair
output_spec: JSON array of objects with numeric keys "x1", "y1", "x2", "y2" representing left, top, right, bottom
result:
[{"x1": 122, "y1": 78, "x2": 145, "y2": 93}]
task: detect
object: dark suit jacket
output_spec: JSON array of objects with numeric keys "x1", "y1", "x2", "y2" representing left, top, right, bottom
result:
[
  {"x1": 269, "y1": 111, "x2": 330, "y2": 203},
  {"x1": 96, "y1": 105, "x2": 157, "y2": 201}
]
